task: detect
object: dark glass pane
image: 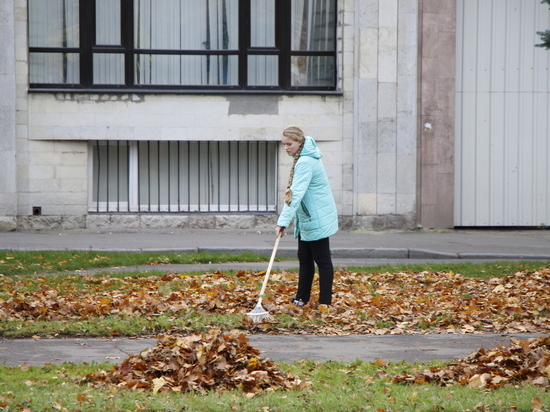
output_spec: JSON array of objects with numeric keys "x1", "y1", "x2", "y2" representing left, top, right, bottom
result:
[
  {"x1": 135, "y1": 54, "x2": 238, "y2": 85},
  {"x1": 28, "y1": 0, "x2": 79, "y2": 47},
  {"x1": 96, "y1": 0, "x2": 121, "y2": 45},
  {"x1": 134, "y1": 0, "x2": 238, "y2": 50},
  {"x1": 251, "y1": 0, "x2": 275, "y2": 47},
  {"x1": 291, "y1": 55, "x2": 334, "y2": 86},
  {"x1": 291, "y1": 0, "x2": 336, "y2": 51},
  {"x1": 29, "y1": 52, "x2": 79, "y2": 83}
]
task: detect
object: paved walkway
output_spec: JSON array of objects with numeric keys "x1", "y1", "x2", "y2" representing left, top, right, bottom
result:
[
  {"x1": 1, "y1": 228, "x2": 550, "y2": 258},
  {"x1": 0, "y1": 333, "x2": 546, "y2": 366},
  {"x1": 0, "y1": 228, "x2": 549, "y2": 366}
]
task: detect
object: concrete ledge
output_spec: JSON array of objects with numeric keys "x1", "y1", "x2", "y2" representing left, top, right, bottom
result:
[
  {"x1": 9, "y1": 213, "x2": 419, "y2": 232},
  {"x1": 347, "y1": 214, "x2": 417, "y2": 231},
  {"x1": 139, "y1": 248, "x2": 199, "y2": 254},
  {"x1": 459, "y1": 253, "x2": 550, "y2": 260},
  {"x1": 0, "y1": 217, "x2": 17, "y2": 232},
  {"x1": 409, "y1": 249, "x2": 459, "y2": 259}
]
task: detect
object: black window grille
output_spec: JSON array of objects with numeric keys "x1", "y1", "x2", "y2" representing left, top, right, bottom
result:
[{"x1": 90, "y1": 140, "x2": 278, "y2": 212}]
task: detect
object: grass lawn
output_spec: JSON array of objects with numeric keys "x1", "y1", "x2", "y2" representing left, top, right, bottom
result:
[
  {"x1": 0, "y1": 359, "x2": 548, "y2": 411},
  {"x1": 0, "y1": 252, "x2": 549, "y2": 411}
]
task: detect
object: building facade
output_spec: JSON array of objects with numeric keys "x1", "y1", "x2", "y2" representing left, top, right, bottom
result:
[{"x1": 0, "y1": 0, "x2": 548, "y2": 232}]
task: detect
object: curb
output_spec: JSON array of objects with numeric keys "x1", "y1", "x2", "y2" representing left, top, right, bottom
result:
[{"x1": 3, "y1": 246, "x2": 550, "y2": 261}]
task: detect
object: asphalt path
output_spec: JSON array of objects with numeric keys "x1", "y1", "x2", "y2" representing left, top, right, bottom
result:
[{"x1": 1, "y1": 333, "x2": 547, "y2": 366}]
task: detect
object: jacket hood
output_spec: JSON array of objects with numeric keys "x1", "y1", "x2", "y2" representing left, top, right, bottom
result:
[{"x1": 300, "y1": 136, "x2": 322, "y2": 159}]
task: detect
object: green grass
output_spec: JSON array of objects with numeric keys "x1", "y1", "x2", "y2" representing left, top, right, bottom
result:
[
  {"x1": 345, "y1": 260, "x2": 549, "y2": 280},
  {"x1": 0, "y1": 360, "x2": 548, "y2": 411},
  {"x1": 0, "y1": 254, "x2": 548, "y2": 338},
  {"x1": 1, "y1": 250, "x2": 546, "y2": 278},
  {"x1": 1, "y1": 255, "x2": 549, "y2": 410},
  {"x1": 0, "y1": 250, "x2": 291, "y2": 277}
]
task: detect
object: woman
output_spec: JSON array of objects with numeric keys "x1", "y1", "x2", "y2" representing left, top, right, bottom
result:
[{"x1": 275, "y1": 125, "x2": 338, "y2": 309}]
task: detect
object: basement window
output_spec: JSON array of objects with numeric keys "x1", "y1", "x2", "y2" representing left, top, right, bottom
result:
[{"x1": 89, "y1": 140, "x2": 278, "y2": 213}]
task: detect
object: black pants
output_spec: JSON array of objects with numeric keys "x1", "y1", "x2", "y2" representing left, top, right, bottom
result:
[{"x1": 295, "y1": 236, "x2": 334, "y2": 305}]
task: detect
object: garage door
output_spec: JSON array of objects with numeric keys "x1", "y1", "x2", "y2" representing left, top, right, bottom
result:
[{"x1": 455, "y1": 0, "x2": 550, "y2": 226}]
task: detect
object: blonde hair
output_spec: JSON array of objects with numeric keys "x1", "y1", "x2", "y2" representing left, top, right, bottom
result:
[{"x1": 283, "y1": 125, "x2": 305, "y2": 205}]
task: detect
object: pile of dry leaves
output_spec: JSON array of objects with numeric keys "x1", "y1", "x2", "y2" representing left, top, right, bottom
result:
[
  {"x1": 82, "y1": 329, "x2": 308, "y2": 394},
  {"x1": 1, "y1": 267, "x2": 550, "y2": 335},
  {"x1": 393, "y1": 335, "x2": 550, "y2": 389}
]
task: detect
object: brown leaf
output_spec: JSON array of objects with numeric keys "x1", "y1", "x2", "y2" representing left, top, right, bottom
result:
[
  {"x1": 394, "y1": 335, "x2": 550, "y2": 390},
  {"x1": 2, "y1": 268, "x2": 550, "y2": 339},
  {"x1": 82, "y1": 329, "x2": 309, "y2": 394},
  {"x1": 532, "y1": 397, "x2": 543, "y2": 409}
]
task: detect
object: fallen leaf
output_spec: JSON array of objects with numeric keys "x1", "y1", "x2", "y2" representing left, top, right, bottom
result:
[
  {"x1": 152, "y1": 377, "x2": 166, "y2": 394},
  {"x1": 1, "y1": 268, "x2": 549, "y2": 338},
  {"x1": 394, "y1": 335, "x2": 550, "y2": 390},
  {"x1": 82, "y1": 330, "x2": 309, "y2": 394}
]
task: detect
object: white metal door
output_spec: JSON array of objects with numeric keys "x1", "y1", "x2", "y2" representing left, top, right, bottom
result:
[{"x1": 455, "y1": 0, "x2": 550, "y2": 226}]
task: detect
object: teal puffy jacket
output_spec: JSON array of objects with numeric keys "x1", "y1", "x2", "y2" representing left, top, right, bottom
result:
[{"x1": 277, "y1": 136, "x2": 338, "y2": 241}]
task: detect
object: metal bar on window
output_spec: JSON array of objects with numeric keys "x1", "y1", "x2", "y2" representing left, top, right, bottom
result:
[
  {"x1": 167, "y1": 141, "x2": 171, "y2": 212},
  {"x1": 246, "y1": 142, "x2": 250, "y2": 210},
  {"x1": 178, "y1": 141, "x2": 182, "y2": 212},
  {"x1": 157, "y1": 141, "x2": 161, "y2": 212},
  {"x1": 207, "y1": 141, "x2": 211, "y2": 212},
  {"x1": 127, "y1": 141, "x2": 131, "y2": 212},
  {"x1": 91, "y1": 140, "x2": 277, "y2": 214},
  {"x1": 106, "y1": 141, "x2": 110, "y2": 211},
  {"x1": 147, "y1": 141, "x2": 151, "y2": 211},
  {"x1": 265, "y1": 141, "x2": 269, "y2": 208},
  {"x1": 187, "y1": 141, "x2": 191, "y2": 212},
  {"x1": 256, "y1": 143, "x2": 260, "y2": 210},
  {"x1": 198, "y1": 142, "x2": 201, "y2": 211},
  {"x1": 137, "y1": 141, "x2": 141, "y2": 212},
  {"x1": 228, "y1": 142, "x2": 232, "y2": 211},
  {"x1": 96, "y1": 141, "x2": 101, "y2": 212},
  {"x1": 217, "y1": 141, "x2": 221, "y2": 211},
  {"x1": 116, "y1": 141, "x2": 120, "y2": 212},
  {"x1": 237, "y1": 142, "x2": 241, "y2": 211}
]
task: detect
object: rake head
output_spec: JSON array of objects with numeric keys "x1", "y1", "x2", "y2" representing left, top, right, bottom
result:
[{"x1": 245, "y1": 301, "x2": 274, "y2": 323}]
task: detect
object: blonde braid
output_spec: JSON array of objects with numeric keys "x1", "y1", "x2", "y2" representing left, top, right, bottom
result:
[{"x1": 283, "y1": 126, "x2": 305, "y2": 205}]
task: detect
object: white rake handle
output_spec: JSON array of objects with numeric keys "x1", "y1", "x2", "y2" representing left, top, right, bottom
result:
[{"x1": 258, "y1": 235, "x2": 281, "y2": 298}]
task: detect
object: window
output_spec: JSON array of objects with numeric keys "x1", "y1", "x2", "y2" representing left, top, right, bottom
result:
[
  {"x1": 89, "y1": 140, "x2": 278, "y2": 212},
  {"x1": 29, "y1": 0, "x2": 337, "y2": 92}
]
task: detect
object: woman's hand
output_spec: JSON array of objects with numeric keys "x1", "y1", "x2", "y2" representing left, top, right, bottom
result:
[{"x1": 275, "y1": 226, "x2": 286, "y2": 238}]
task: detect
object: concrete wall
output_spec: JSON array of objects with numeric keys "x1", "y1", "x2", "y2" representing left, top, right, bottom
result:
[
  {"x1": 417, "y1": 0, "x2": 456, "y2": 229},
  {"x1": 0, "y1": 0, "x2": 17, "y2": 231},
  {"x1": 6, "y1": 0, "x2": 420, "y2": 232},
  {"x1": 24, "y1": 92, "x2": 347, "y2": 221}
]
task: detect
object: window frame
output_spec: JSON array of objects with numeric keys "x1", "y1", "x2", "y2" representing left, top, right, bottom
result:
[{"x1": 28, "y1": 0, "x2": 339, "y2": 94}]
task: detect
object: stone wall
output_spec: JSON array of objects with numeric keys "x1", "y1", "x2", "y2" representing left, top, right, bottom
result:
[
  {"x1": 24, "y1": 92, "x2": 347, "y2": 218},
  {"x1": 353, "y1": 0, "x2": 418, "y2": 223},
  {"x1": 3, "y1": 0, "x2": 421, "y2": 233},
  {"x1": 15, "y1": 213, "x2": 415, "y2": 232}
]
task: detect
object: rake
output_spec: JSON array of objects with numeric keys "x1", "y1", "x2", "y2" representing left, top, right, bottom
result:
[{"x1": 246, "y1": 234, "x2": 281, "y2": 323}]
